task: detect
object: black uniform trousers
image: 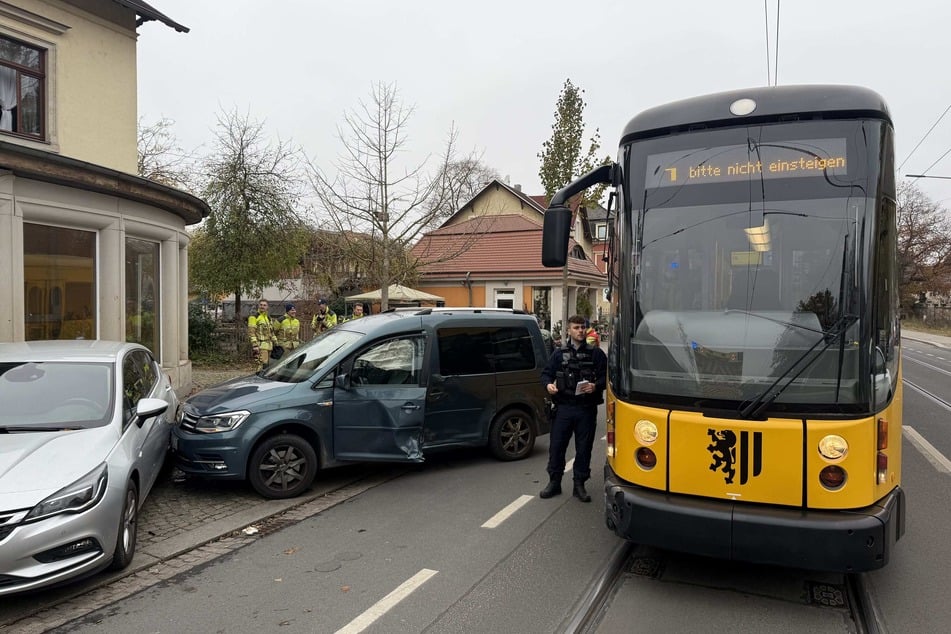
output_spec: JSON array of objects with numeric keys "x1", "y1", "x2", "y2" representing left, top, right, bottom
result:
[{"x1": 546, "y1": 402, "x2": 598, "y2": 483}]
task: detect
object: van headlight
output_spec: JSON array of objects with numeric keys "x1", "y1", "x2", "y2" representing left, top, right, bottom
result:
[
  {"x1": 25, "y1": 463, "x2": 108, "y2": 523},
  {"x1": 193, "y1": 411, "x2": 251, "y2": 433}
]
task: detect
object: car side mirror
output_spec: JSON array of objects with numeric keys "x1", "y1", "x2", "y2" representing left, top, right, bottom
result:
[
  {"x1": 335, "y1": 373, "x2": 350, "y2": 390},
  {"x1": 134, "y1": 397, "x2": 168, "y2": 427}
]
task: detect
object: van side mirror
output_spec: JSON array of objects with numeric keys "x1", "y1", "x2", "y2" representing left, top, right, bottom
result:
[
  {"x1": 335, "y1": 373, "x2": 350, "y2": 390},
  {"x1": 542, "y1": 206, "x2": 572, "y2": 268}
]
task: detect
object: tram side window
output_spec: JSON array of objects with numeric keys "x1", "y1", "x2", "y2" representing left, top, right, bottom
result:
[{"x1": 873, "y1": 197, "x2": 899, "y2": 389}]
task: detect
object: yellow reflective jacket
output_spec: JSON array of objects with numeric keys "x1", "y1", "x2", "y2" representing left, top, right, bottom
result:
[{"x1": 248, "y1": 311, "x2": 277, "y2": 350}]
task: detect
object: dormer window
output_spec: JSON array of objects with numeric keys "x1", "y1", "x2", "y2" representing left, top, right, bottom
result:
[{"x1": 0, "y1": 34, "x2": 44, "y2": 139}]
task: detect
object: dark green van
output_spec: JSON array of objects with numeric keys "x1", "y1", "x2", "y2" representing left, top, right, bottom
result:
[{"x1": 173, "y1": 309, "x2": 550, "y2": 498}]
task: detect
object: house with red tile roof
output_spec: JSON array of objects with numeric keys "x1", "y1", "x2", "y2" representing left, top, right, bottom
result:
[{"x1": 410, "y1": 179, "x2": 606, "y2": 331}]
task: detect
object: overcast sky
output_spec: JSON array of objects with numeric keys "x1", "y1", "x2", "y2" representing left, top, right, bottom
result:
[{"x1": 137, "y1": 0, "x2": 951, "y2": 207}]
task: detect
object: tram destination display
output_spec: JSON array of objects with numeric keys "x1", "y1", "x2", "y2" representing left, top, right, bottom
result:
[{"x1": 646, "y1": 138, "x2": 848, "y2": 188}]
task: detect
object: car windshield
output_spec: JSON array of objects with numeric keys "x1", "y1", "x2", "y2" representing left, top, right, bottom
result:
[
  {"x1": 0, "y1": 362, "x2": 114, "y2": 429},
  {"x1": 262, "y1": 329, "x2": 364, "y2": 383}
]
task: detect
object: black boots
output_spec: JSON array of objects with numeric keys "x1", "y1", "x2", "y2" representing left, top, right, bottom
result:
[
  {"x1": 540, "y1": 477, "x2": 590, "y2": 502},
  {"x1": 572, "y1": 481, "x2": 591, "y2": 503},
  {"x1": 539, "y1": 477, "x2": 562, "y2": 498}
]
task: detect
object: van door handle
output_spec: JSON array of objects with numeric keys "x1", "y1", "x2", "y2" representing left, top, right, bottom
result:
[
  {"x1": 401, "y1": 403, "x2": 420, "y2": 412},
  {"x1": 318, "y1": 400, "x2": 333, "y2": 407}
]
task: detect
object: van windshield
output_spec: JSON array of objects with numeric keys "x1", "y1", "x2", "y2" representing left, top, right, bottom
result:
[{"x1": 261, "y1": 330, "x2": 363, "y2": 383}]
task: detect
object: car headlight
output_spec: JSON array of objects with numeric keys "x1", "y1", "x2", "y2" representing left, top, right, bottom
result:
[
  {"x1": 24, "y1": 463, "x2": 108, "y2": 523},
  {"x1": 193, "y1": 411, "x2": 251, "y2": 433}
]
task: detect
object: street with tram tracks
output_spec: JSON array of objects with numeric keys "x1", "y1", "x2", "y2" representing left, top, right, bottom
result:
[{"x1": 3, "y1": 332, "x2": 950, "y2": 633}]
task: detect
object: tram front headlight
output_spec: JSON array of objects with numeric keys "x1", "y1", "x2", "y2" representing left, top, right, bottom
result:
[
  {"x1": 818, "y1": 434, "x2": 848, "y2": 461},
  {"x1": 634, "y1": 420, "x2": 658, "y2": 445}
]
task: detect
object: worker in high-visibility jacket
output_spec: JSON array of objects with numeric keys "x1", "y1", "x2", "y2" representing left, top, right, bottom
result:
[
  {"x1": 279, "y1": 303, "x2": 301, "y2": 352},
  {"x1": 248, "y1": 299, "x2": 278, "y2": 371},
  {"x1": 311, "y1": 298, "x2": 337, "y2": 337}
]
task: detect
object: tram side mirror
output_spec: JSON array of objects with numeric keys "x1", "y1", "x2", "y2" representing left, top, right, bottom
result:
[{"x1": 542, "y1": 206, "x2": 572, "y2": 268}]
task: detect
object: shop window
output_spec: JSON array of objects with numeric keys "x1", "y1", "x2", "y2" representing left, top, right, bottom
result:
[
  {"x1": 125, "y1": 238, "x2": 160, "y2": 354},
  {"x1": 23, "y1": 224, "x2": 96, "y2": 340}
]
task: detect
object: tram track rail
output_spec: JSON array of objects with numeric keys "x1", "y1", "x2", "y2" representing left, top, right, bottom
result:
[{"x1": 563, "y1": 541, "x2": 887, "y2": 633}]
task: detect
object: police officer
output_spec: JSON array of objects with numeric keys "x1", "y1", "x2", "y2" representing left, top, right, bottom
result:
[
  {"x1": 539, "y1": 314, "x2": 607, "y2": 502},
  {"x1": 248, "y1": 299, "x2": 277, "y2": 371}
]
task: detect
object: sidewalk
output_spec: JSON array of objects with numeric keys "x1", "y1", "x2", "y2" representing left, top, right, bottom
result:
[{"x1": 902, "y1": 327, "x2": 951, "y2": 349}]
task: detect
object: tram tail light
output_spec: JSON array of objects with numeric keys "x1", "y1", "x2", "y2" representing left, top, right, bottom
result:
[
  {"x1": 877, "y1": 417, "x2": 888, "y2": 450},
  {"x1": 819, "y1": 465, "x2": 846, "y2": 490},
  {"x1": 877, "y1": 452, "x2": 888, "y2": 484},
  {"x1": 636, "y1": 447, "x2": 657, "y2": 469}
]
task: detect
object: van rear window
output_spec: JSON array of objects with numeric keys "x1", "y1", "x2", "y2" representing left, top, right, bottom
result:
[{"x1": 437, "y1": 327, "x2": 535, "y2": 375}]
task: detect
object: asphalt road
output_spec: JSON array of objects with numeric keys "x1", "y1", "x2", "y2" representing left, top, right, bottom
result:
[{"x1": 8, "y1": 334, "x2": 951, "y2": 633}]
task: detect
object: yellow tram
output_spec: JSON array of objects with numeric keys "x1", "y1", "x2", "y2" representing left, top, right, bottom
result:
[{"x1": 542, "y1": 85, "x2": 904, "y2": 572}]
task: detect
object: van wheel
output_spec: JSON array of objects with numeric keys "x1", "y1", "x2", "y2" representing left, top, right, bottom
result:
[
  {"x1": 107, "y1": 480, "x2": 138, "y2": 571},
  {"x1": 248, "y1": 434, "x2": 318, "y2": 499},
  {"x1": 489, "y1": 409, "x2": 535, "y2": 461}
]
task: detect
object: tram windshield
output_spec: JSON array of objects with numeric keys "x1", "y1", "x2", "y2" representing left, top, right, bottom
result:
[{"x1": 625, "y1": 121, "x2": 882, "y2": 413}]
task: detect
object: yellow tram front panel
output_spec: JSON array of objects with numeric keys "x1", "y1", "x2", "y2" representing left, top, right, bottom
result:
[
  {"x1": 609, "y1": 400, "x2": 669, "y2": 491},
  {"x1": 805, "y1": 383, "x2": 903, "y2": 510},
  {"x1": 668, "y1": 411, "x2": 804, "y2": 506}
]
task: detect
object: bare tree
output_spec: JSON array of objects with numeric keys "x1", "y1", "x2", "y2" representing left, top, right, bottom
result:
[
  {"x1": 189, "y1": 109, "x2": 310, "y2": 318},
  {"x1": 426, "y1": 128, "x2": 500, "y2": 226},
  {"x1": 897, "y1": 180, "x2": 951, "y2": 311},
  {"x1": 309, "y1": 82, "x2": 487, "y2": 310},
  {"x1": 137, "y1": 117, "x2": 195, "y2": 191}
]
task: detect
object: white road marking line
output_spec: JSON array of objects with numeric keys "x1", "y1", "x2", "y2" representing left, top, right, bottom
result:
[
  {"x1": 565, "y1": 458, "x2": 574, "y2": 472},
  {"x1": 335, "y1": 568, "x2": 438, "y2": 634},
  {"x1": 481, "y1": 495, "x2": 534, "y2": 528},
  {"x1": 904, "y1": 426, "x2": 951, "y2": 475}
]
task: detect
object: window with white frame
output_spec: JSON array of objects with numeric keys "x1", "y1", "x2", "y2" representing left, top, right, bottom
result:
[
  {"x1": 0, "y1": 34, "x2": 44, "y2": 139},
  {"x1": 596, "y1": 223, "x2": 607, "y2": 240}
]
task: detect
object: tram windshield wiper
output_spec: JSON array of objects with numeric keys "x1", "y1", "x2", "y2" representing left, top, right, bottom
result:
[{"x1": 737, "y1": 313, "x2": 858, "y2": 420}]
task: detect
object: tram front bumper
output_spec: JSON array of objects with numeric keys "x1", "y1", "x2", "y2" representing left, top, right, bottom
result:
[{"x1": 603, "y1": 464, "x2": 905, "y2": 573}]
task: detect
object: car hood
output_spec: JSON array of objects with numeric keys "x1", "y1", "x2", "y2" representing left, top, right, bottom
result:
[
  {"x1": 185, "y1": 374, "x2": 298, "y2": 413},
  {"x1": 0, "y1": 426, "x2": 115, "y2": 505}
]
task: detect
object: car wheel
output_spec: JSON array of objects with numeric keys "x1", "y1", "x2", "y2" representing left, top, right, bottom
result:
[
  {"x1": 107, "y1": 480, "x2": 138, "y2": 571},
  {"x1": 488, "y1": 409, "x2": 536, "y2": 461},
  {"x1": 248, "y1": 434, "x2": 318, "y2": 499}
]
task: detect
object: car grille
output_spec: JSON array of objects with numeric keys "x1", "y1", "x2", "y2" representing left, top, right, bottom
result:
[
  {"x1": 178, "y1": 410, "x2": 201, "y2": 432},
  {"x1": 0, "y1": 574, "x2": 25, "y2": 588},
  {"x1": 0, "y1": 509, "x2": 28, "y2": 542}
]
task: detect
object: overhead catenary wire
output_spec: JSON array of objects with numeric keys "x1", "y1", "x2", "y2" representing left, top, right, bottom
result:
[
  {"x1": 898, "y1": 103, "x2": 951, "y2": 170},
  {"x1": 773, "y1": 0, "x2": 780, "y2": 86},
  {"x1": 764, "y1": 0, "x2": 771, "y2": 86},
  {"x1": 907, "y1": 145, "x2": 951, "y2": 184}
]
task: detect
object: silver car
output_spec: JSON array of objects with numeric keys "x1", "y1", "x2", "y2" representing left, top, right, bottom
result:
[{"x1": 0, "y1": 340, "x2": 177, "y2": 595}]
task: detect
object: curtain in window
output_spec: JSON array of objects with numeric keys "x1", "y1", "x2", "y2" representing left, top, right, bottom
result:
[{"x1": 0, "y1": 66, "x2": 15, "y2": 131}]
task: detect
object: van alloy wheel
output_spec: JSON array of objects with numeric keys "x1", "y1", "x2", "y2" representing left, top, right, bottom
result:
[
  {"x1": 248, "y1": 433, "x2": 318, "y2": 499},
  {"x1": 489, "y1": 409, "x2": 536, "y2": 461}
]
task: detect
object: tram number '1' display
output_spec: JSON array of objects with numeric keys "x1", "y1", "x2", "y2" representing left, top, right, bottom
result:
[{"x1": 645, "y1": 138, "x2": 848, "y2": 188}]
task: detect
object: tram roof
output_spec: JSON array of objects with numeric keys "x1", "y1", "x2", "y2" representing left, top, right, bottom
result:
[{"x1": 620, "y1": 85, "x2": 891, "y2": 143}]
